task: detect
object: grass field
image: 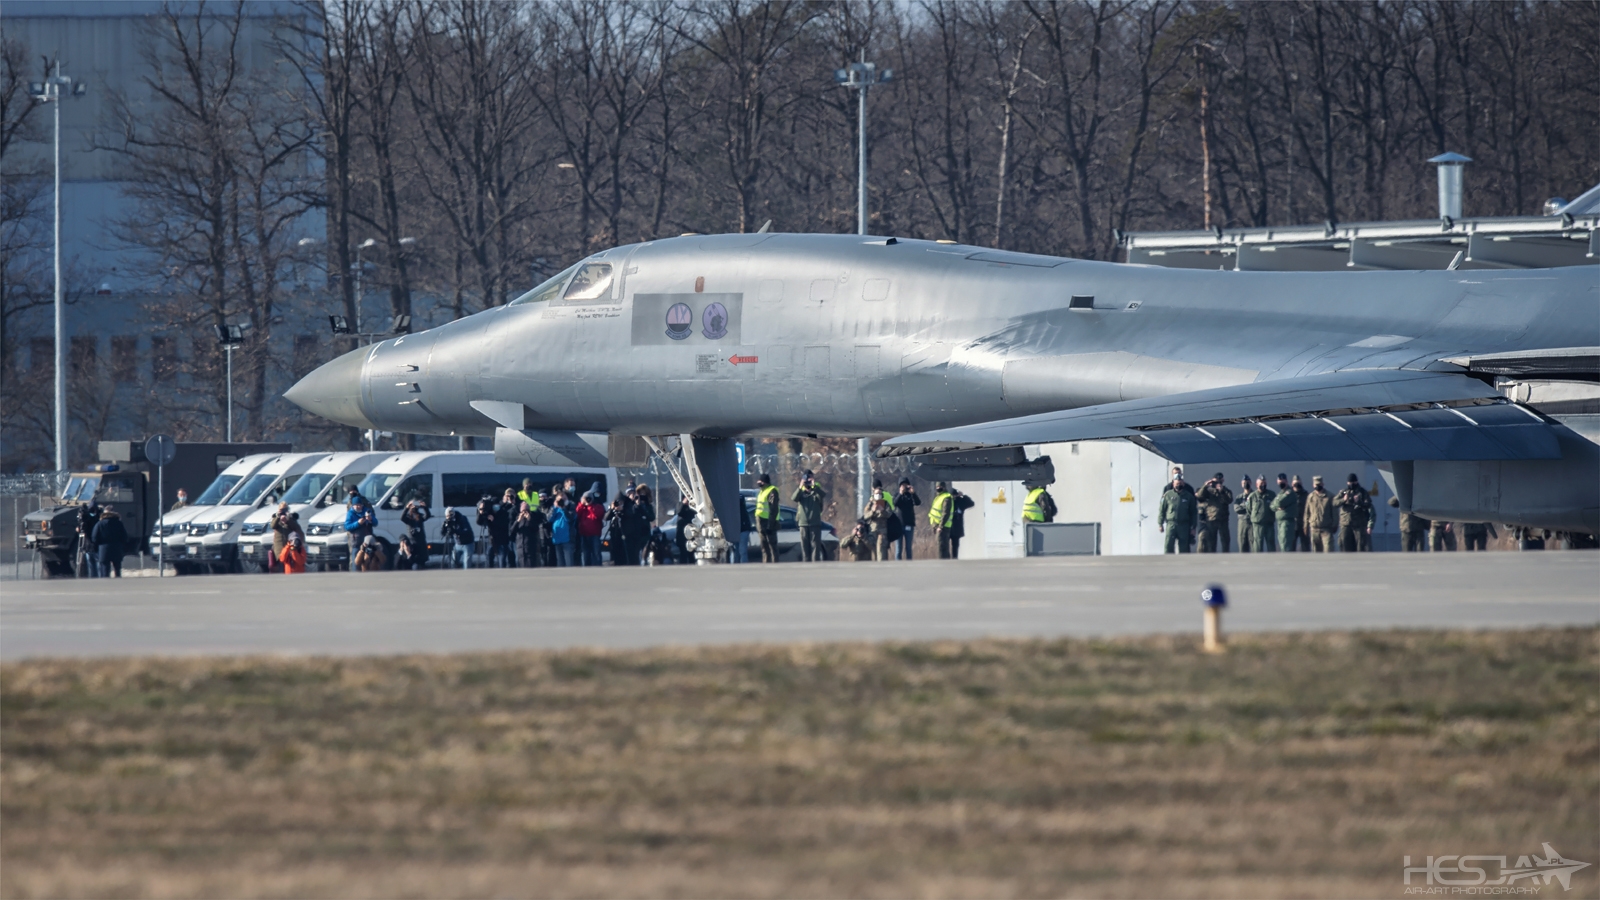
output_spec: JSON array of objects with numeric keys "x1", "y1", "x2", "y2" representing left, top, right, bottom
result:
[{"x1": 2, "y1": 628, "x2": 1596, "y2": 899}]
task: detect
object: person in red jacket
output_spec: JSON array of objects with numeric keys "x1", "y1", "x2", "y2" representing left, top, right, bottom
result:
[{"x1": 576, "y1": 492, "x2": 605, "y2": 566}]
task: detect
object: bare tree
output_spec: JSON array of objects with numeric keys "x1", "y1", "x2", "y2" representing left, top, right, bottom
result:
[
  {"x1": 104, "y1": 2, "x2": 313, "y2": 442},
  {"x1": 404, "y1": 0, "x2": 545, "y2": 312},
  {"x1": 676, "y1": 0, "x2": 818, "y2": 234}
]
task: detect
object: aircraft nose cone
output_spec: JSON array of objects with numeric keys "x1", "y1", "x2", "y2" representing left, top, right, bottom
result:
[{"x1": 284, "y1": 346, "x2": 374, "y2": 429}]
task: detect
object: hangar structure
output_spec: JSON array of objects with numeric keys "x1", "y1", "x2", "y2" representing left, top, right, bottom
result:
[{"x1": 1119, "y1": 185, "x2": 1600, "y2": 273}]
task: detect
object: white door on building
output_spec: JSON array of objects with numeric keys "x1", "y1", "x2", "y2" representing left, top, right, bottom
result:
[
  {"x1": 981, "y1": 480, "x2": 1025, "y2": 558},
  {"x1": 1108, "y1": 443, "x2": 1168, "y2": 554}
]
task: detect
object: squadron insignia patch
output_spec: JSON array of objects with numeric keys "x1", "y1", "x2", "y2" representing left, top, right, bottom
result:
[
  {"x1": 701, "y1": 302, "x2": 729, "y2": 340},
  {"x1": 665, "y1": 302, "x2": 693, "y2": 340}
]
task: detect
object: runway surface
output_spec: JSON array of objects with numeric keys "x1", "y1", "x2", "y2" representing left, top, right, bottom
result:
[{"x1": 2, "y1": 553, "x2": 1596, "y2": 660}]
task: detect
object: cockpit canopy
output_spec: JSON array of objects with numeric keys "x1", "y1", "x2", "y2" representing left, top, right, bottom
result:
[{"x1": 508, "y1": 260, "x2": 615, "y2": 306}]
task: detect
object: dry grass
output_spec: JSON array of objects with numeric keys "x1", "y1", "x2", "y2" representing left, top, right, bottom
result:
[{"x1": 3, "y1": 629, "x2": 1597, "y2": 899}]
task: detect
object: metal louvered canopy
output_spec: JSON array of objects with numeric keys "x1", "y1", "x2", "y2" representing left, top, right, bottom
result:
[{"x1": 1131, "y1": 401, "x2": 1558, "y2": 463}]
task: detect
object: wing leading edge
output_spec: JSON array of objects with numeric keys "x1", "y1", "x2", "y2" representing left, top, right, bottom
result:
[{"x1": 878, "y1": 369, "x2": 1562, "y2": 464}]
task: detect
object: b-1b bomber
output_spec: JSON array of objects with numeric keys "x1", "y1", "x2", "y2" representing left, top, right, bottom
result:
[{"x1": 287, "y1": 231, "x2": 1599, "y2": 558}]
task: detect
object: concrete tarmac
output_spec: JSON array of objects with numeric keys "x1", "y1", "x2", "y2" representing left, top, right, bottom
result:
[{"x1": 2, "y1": 553, "x2": 1596, "y2": 660}]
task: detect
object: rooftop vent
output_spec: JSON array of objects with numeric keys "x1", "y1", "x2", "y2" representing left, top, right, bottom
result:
[{"x1": 1429, "y1": 152, "x2": 1472, "y2": 219}]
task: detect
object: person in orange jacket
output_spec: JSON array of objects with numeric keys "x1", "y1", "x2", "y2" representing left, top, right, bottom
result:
[{"x1": 280, "y1": 531, "x2": 307, "y2": 574}]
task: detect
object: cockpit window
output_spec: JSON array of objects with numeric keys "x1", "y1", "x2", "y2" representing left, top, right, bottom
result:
[
  {"x1": 562, "y1": 262, "x2": 614, "y2": 304},
  {"x1": 508, "y1": 262, "x2": 581, "y2": 307}
]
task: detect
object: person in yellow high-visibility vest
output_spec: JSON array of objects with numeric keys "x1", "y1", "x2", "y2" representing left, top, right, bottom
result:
[
  {"x1": 754, "y1": 473, "x2": 782, "y2": 562},
  {"x1": 517, "y1": 478, "x2": 541, "y2": 511},
  {"x1": 928, "y1": 482, "x2": 956, "y2": 559},
  {"x1": 872, "y1": 478, "x2": 894, "y2": 507},
  {"x1": 1022, "y1": 483, "x2": 1057, "y2": 523}
]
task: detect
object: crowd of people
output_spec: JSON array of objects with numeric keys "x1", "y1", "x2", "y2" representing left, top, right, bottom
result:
[
  {"x1": 235, "y1": 468, "x2": 1048, "y2": 573},
  {"x1": 314, "y1": 476, "x2": 665, "y2": 573},
  {"x1": 69, "y1": 461, "x2": 1530, "y2": 578},
  {"x1": 1153, "y1": 466, "x2": 1500, "y2": 553},
  {"x1": 839, "y1": 478, "x2": 979, "y2": 562}
]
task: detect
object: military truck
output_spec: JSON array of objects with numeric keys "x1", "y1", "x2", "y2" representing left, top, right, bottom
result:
[{"x1": 21, "y1": 440, "x2": 291, "y2": 577}]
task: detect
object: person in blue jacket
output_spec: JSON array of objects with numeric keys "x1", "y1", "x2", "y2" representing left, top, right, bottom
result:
[
  {"x1": 549, "y1": 490, "x2": 574, "y2": 566},
  {"x1": 344, "y1": 492, "x2": 376, "y2": 571}
]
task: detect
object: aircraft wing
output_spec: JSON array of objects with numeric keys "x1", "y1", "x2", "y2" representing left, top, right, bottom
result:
[{"x1": 878, "y1": 369, "x2": 1564, "y2": 463}]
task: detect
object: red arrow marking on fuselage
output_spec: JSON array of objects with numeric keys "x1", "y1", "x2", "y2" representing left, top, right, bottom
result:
[{"x1": 729, "y1": 355, "x2": 759, "y2": 365}]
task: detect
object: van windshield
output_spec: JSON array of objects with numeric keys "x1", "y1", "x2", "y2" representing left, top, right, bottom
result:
[
  {"x1": 281, "y1": 471, "x2": 335, "y2": 505},
  {"x1": 194, "y1": 473, "x2": 243, "y2": 506},
  {"x1": 355, "y1": 471, "x2": 403, "y2": 505},
  {"x1": 225, "y1": 472, "x2": 280, "y2": 506}
]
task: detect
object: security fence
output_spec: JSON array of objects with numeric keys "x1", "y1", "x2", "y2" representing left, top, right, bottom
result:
[{"x1": 1, "y1": 472, "x2": 69, "y2": 581}]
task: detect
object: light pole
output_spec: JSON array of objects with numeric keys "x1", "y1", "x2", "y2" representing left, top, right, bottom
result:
[
  {"x1": 29, "y1": 64, "x2": 86, "y2": 471},
  {"x1": 354, "y1": 237, "x2": 376, "y2": 336},
  {"x1": 213, "y1": 325, "x2": 244, "y2": 441},
  {"x1": 834, "y1": 59, "x2": 893, "y2": 513}
]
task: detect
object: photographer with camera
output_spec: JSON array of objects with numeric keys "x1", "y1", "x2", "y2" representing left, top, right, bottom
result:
[
  {"x1": 539, "y1": 494, "x2": 558, "y2": 566},
  {"x1": 790, "y1": 469, "x2": 827, "y2": 562},
  {"x1": 443, "y1": 508, "x2": 475, "y2": 568},
  {"x1": 343, "y1": 491, "x2": 377, "y2": 571},
  {"x1": 280, "y1": 531, "x2": 307, "y2": 574},
  {"x1": 1195, "y1": 473, "x2": 1234, "y2": 553},
  {"x1": 604, "y1": 496, "x2": 629, "y2": 566},
  {"x1": 353, "y1": 534, "x2": 387, "y2": 572},
  {"x1": 76, "y1": 501, "x2": 102, "y2": 577},
  {"x1": 512, "y1": 500, "x2": 546, "y2": 568},
  {"x1": 549, "y1": 492, "x2": 575, "y2": 566},
  {"x1": 624, "y1": 484, "x2": 654, "y2": 566},
  {"x1": 576, "y1": 492, "x2": 604, "y2": 566},
  {"x1": 477, "y1": 492, "x2": 513, "y2": 568},
  {"x1": 269, "y1": 502, "x2": 302, "y2": 572},
  {"x1": 395, "y1": 533, "x2": 424, "y2": 570},
  {"x1": 401, "y1": 498, "x2": 431, "y2": 568}
]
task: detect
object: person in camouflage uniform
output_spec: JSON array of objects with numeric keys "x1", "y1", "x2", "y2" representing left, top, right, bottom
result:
[
  {"x1": 1333, "y1": 473, "x2": 1374, "y2": 552},
  {"x1": 1245, "y1": 476, "x2": 1277, "y2": 553},
  {"x1": 1235, "y1": 476, "x2": 1254, "y2": 552},
  {"x1": 1389, "y1": 496, "x2": 1430, "y2": 551},
  {"x1": 1303, "y1": 476, "x2": 1337, "y2": 551},
  {"x1": 1195, "y1": 472, "x2": 1233, "y2": 553},
  {"x1": 1158, "y1": 476, "x2": 1198, "y2": 553},
  {"x1": 1290, "y1": 476, "x2": 1311, "y2": 550},
  {"x1": 1270, "y1": 473, "x2": 1303, "y2": 553}
]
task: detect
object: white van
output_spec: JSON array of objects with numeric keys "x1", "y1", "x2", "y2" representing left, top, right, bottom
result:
[
  {"x1": 302, "y1": 451, "x2": 616, "y2": 568},
  {"x1": 237, "y1": 451, "x2": 389, "y2": 569},
  {"x1": 151, "y1": 453, "x2": 282, "y2": 570},
  {"x1": 184, "y1": 453, "x2": 323, "y2": 572}
]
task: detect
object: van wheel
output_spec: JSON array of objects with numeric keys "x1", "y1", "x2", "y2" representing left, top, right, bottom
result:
[{"x1": 379, "y1": 539, "x2": 398, "y2": 571}]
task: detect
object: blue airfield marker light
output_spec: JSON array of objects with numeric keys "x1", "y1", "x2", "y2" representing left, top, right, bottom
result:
[{"x1": 1201, "y1": 584, "x2": 1228, "y2": 654}]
